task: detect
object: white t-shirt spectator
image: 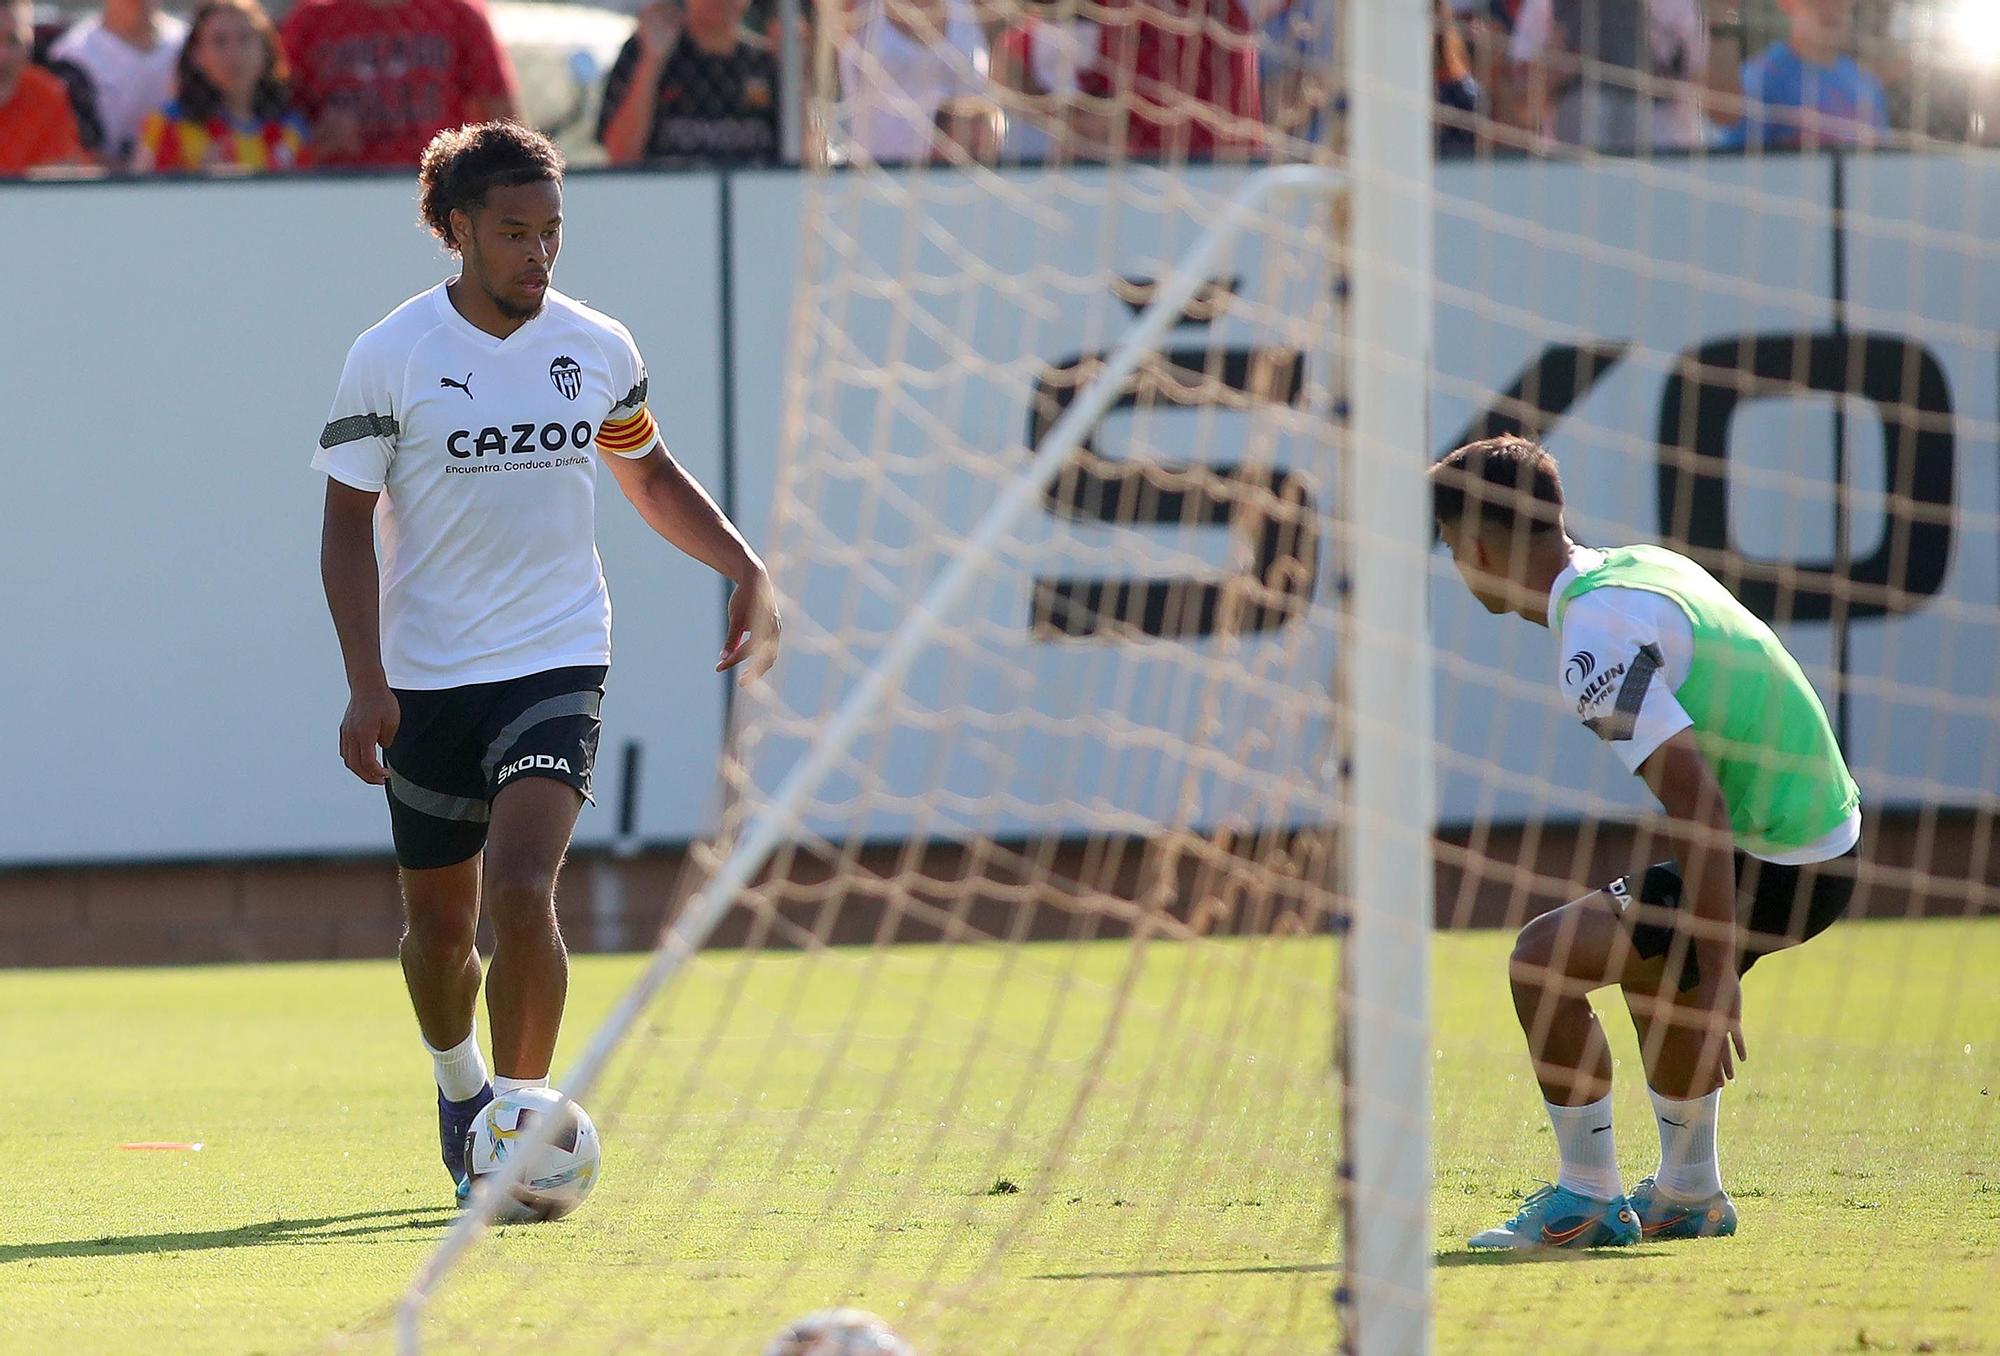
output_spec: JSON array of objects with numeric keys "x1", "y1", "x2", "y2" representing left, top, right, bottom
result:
[
  {"x1": 1510, "y1": 0, "x2": 1709, "y2": 151},
  {"x1": 49, "y1": 12, "x2": 188, "y2": 166},
  {"x1": 999, "y1": 14, "x2": 1092, "y2": 162},
  {"x1": 838, "y1": 0, "x2": 988, "y2": 164}
]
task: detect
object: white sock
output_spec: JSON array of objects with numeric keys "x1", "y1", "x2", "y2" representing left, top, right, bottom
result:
[
  {"x1": 1648, "y1": 1087, "x2": 1723, "y2": 1199},
  {"x1": 426, "y1": 1028, "x2": 490, "y2": 1103},
  {"x1": 493, "y1": 1074, "x2": 550, "y2": 1096},
  {"x1": 1546, "y1": 1093, "x2": 1623, "y2": 1200}
]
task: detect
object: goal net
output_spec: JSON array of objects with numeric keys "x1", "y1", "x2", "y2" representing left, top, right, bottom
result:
[{"x1": 388, "y1": 0, "x2": 2000, "y2": 1352}]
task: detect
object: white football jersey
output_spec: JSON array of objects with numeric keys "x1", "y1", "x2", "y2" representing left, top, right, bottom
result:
[{"x1": 312, "y1": 283, "x2": 661, "y2": 689}]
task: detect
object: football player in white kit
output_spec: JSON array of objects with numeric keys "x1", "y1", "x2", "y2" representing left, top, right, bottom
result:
[{"x1": 314, "y1": 121, "x2": 780, "y2": 1200}]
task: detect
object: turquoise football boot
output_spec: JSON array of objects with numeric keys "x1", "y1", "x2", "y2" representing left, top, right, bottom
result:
[
  {"x1": 439, "y1": 1083, "x2": 493, "y2": 1203},
  {"x1": 1468, "y1": 1183, "x2": 1640, "y2": 1251},
  {"x1": 1627, "y1": 1175, "x2": 1738, "y2": 1240}
]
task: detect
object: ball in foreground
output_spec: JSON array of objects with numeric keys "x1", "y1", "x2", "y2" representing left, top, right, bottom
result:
[
  {"x1": 465, "y1": 1087, "x2": 601, "y2": 1222},
  {"x1": 763, "y1": 1308, "x2": 913, "y2": 1356}
]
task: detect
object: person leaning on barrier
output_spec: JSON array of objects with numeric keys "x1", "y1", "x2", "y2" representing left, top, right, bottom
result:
[
  {"x1": 0, "y1": 0, "x2": 89, "y2": 174},
  {"x1": 280, "y1": 0, "x2": 519, "y2": 170},
  {"x1": 46, "y1": 0, "x2": 186, "y2": 168},
  {"x1": 836, "y1": 0, "x2": 995, "y2": 165},
  {"x1": 1502, "y1": 0, "x2": 1714, "y2": 153},
  {"x1": 596, "y1": 0, "x2": 781, "y2": 167},
  {"x1": 1715, "y1": 0, "x2": 1888, "y2": 152},
  {"x1": 134, "y1": 0, "x2": 307, "y2": 173}
]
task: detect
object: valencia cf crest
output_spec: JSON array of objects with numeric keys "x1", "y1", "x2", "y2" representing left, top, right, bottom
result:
[{"x1": 550, "y1": 355, "x2": 583, "y2": 400}]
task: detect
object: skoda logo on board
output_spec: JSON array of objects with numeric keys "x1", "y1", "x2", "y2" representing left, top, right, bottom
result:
[{"x1": 550, "y1": 355, "x2": 583, "y2": 400}]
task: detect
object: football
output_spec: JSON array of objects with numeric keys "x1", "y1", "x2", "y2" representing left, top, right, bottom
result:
[
  {"x1": 762, "y1": 1308, "x2": 913, "y2": 1356},
  {"x1": 464, "y1": 1088, "x2": 601, "y2": 1222}
]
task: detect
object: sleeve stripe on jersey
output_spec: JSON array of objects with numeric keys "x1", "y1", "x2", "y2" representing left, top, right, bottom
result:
[
  {"x1": 1583, "y1": 643, "x2": 1662, "y2": 743},
  {"x1": 614, "y1": 376, "x2": 648, "y2": 413},
  {"x1": 597, "y1": 408, "x2": 658, "y2": 455},
  {"x1": 320, "y1": 412, "x2": 399, "y2": 449}
]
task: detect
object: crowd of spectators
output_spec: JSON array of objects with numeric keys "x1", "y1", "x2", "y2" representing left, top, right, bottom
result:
[{"x1": 0, "y1": 0, "x2": 1987, "y2": 178}]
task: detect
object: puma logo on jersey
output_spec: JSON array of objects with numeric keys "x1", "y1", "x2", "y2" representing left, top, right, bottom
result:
[
  {"x1": 448, "y1": 421, "x2": 596, "y2": 458},
  {"x1": 497, "y1": 753, "x2": 574, "y2": 784},
  {"x1": 440, "y1": 373, "x2": 474, "y2": 399}
]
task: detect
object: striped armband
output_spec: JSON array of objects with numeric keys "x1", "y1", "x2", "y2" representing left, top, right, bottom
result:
[{"x1": 596, "y1": 407, "x2": 658, "y2": 457}]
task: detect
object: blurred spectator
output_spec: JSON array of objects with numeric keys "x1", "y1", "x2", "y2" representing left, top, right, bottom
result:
[
  {"x1": 47, "y1": 0, "x2": 187, "y2": 168},
  {"x1": 992, "y1": 0, "x2": 1092, "y2": 162},
  {"x1": 597, "y1": 0, "x2": 779, "y2": 166},
  {"x1": 930, "y1": 88, "x2": 999, "y2": 160},
  {"x1": 1717, "y1": 0, "x2": 1887, "y2": 150},
  {"x1": 135, "y1": 0, "x2": 306, "y2": 171},
  {"x1": 1257, "y1": 0, "x2": 1333, "y2": 149},
  {"x1": 837, "y1": 0, "x2": 993, "y2": 164},
  {"x1": 1506, "y1": 0, "x2": 1711, "y2": 152},
  {"x1": 281, "y1": 0, "x2": 519, "y2": 169},
  {"x1": 1069, "y1": 0, "x2": 1264, "y2": 161},
  {"x1": 1437, "y1": 0, "x2": 1482, "y2": 153},
  {"x1": 0, "y1": 0, "x2": 88, "y2": 173},
  {"x1": 1453, "y1": 0, "x2": 1517, "y2": 128}
]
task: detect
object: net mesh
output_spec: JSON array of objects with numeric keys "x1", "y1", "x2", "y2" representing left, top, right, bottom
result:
[
  {"x1": 385, "y1": 1, "x2": 2000, "y2": 1352},
  {"x1": 392, "y1": 2, "x2": 1353, "y2": 1352}
]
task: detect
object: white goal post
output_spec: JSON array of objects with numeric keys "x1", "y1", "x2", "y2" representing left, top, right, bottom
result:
[{"x1": 1339, "y1": 1, "x2": 1437, "y2": 1352}]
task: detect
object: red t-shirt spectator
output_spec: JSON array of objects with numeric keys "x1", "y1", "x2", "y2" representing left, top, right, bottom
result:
[
  {"x1": 1074, "y1": 0, "x2": 1263, "y2": 160},
  {"x1": 281, "y1": 0, "x2": 518, "y2": 168},
  {"x1": 0, "y1": 64, "x2": 88, "y2": 174}
]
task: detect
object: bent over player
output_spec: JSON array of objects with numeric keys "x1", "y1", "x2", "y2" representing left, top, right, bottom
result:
[
  {"x1": 1431, "y1": 436, "x2": 1860, "y2": 1250},
  {"x1": 314, "y1": 122, "x2": 779, "y2": 1200}
]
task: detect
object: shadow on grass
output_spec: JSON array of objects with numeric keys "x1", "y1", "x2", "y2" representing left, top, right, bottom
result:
[
  {"x1": 0, "y1": 1206, "x2": 458, "y2": 1263},
  {"x1": 1435, "y1": 1245, "x2": 1664, "y2": 1267},
  {"x1": 1038, "y1": 1251, "x2": 1657, "y2": 1281},
  {"x1": 1033, "y1": 1260, "x2": 1341, "y2": 1281}
]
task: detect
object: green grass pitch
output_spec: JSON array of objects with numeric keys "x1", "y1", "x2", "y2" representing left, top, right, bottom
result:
[{"x1": 5, "y1": 917, "x2": 1996, "y2": 1354}]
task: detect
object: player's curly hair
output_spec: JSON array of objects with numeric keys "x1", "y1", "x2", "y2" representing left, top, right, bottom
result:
[
  {"x1": 1430, "y1": 435, "x2": 1566, "y2": 538},
  {"x1": 417, "y1": 122, "x2": 566, "y2": 252}
]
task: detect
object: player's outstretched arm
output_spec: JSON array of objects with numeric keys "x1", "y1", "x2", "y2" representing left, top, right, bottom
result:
[
  {"x1": 320, "y1": 479, "x2": 400, "y2": 784},
  {"x1": 601, "y1": 444, "x2": 781, "y2": 680},
  {"x1": 1637, "y1": 729, "x2": 1747, "y2": 1087}
]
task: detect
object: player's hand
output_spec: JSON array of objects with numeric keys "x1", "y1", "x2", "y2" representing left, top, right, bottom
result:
[
  {"x1": 719, "y1": 568, "x2": 781, "y2": 682},
  {"x1": 634, "y1": 2, "x2": 683, "y2": 59},
  {"x1": 339, "y1": 683, "x2": 401, "y2": 786},
  {"x1": 1693, "y1": 967, "x2": 1747, "y2": 1084}
]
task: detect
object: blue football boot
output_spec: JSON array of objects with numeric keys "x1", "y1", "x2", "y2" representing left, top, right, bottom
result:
[
  {"x1": 1627, "y1": 1175, "x2": 1738, "y2": 1240},
  {"x1": 1468, "y1": 1183, "x2": 1641, "y2": 1251},
  {"x1": 439, "y1": 1083, "x2": 494, "y2": 1203}
]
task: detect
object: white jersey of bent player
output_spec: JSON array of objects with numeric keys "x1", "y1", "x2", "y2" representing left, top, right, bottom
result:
[{"x1": 465, "y1": 1087, "x2": 602, "y2": 1223}]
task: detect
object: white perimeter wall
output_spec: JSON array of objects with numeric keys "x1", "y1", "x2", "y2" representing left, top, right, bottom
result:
[
  {"x1": 0, "y1": 174, "x2": 730, "y2": 861},
  {"x1": 2, "y1": 156, "x2": 1995, "y2": 865}
]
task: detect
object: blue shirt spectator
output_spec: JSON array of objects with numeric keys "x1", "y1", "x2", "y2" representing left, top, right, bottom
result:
[{"x1": 1719, "y1": 0, "x2": 1887, "y2": 151}]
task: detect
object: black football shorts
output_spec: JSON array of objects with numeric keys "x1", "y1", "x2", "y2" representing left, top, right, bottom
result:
[
  {"x1": 383, "y1": 665, "x2": 605, "y2": 870},
  {"x1": 1602, "y1": 844, "x2": 1858, "y2": 992}
]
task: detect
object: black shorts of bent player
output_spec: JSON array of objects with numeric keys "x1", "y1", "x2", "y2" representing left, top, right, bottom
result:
[
  {"x1": 384, "y1": 665, "x2": 605, "y2": 870},
  {"x1": 1603, "y1": 846, "x2": 1859, "y2": 992}
]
